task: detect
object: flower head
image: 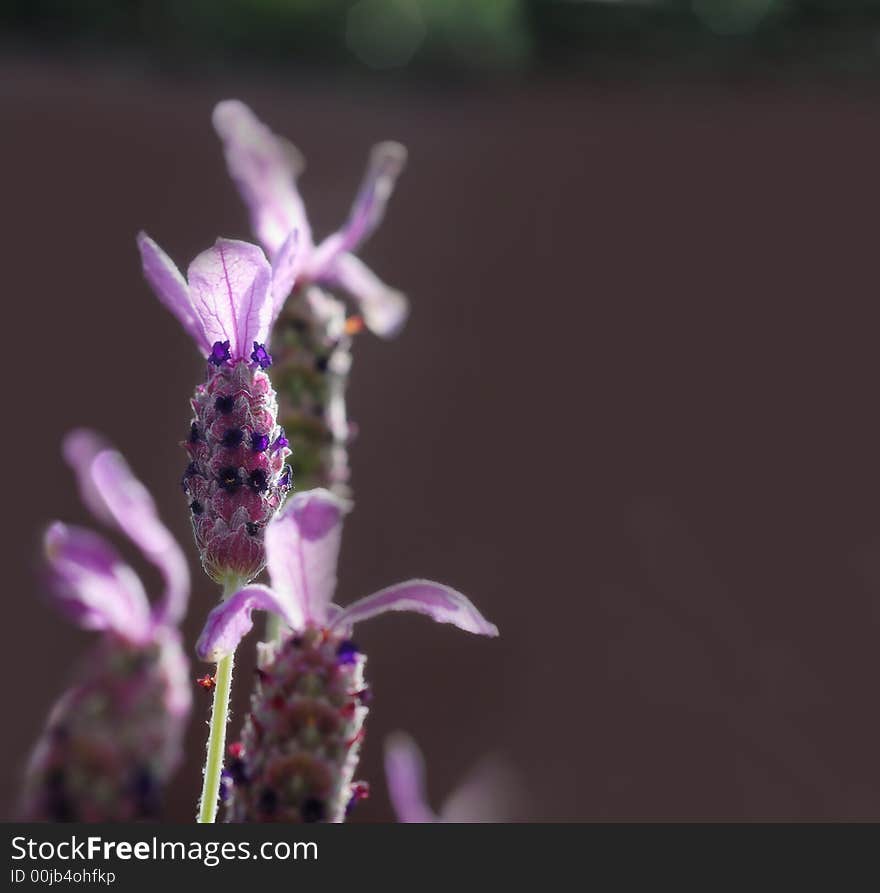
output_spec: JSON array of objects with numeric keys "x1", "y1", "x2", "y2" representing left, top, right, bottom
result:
[
  {"x1": 384, "y1": 733, "x2": 521, "y2": 824},
  {"x1": 212, "y1": 100, "x2": 409, "y2": 338},
  {"x1": 21, "y1": 431, "x2": 192, "y2": 822},
  {"x1": 195, "y1": 489, "x2": 497, "y2": 823},
  {"x1": 137, "y1": 235, "x2": 293, "y2": 583}
]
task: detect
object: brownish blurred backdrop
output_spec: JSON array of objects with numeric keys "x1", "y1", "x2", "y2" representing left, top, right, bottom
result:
[{"x1": 4, "y1": 55, "x2": 880, "y2": 822}]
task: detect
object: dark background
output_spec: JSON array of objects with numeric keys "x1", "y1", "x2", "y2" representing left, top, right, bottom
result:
[{"x1": 4, "y1": 2, "x2": 880, "y2": 822}]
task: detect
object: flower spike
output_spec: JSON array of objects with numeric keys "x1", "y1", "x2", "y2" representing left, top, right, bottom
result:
[
  {"x1": 194, "y1": 488, "x2": 497, "y2": 823},
  {"x1": 137, "y1": 234, "x2": 292, "y2": 583}
]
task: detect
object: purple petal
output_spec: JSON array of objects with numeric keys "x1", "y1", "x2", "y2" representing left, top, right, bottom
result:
[
  {"x1": 331, "y1": 580, "x2": 499, "y2": 637},
  {"x1": 325, "y1": 252, "x2": 409, "y2": 337},
  {"x1": 196, "y1": 584, "x2": 298, "y2": 661},
  {"x1": 90, "y1": 451, "x2": 190, "y2": 627},
  {"x1": 384, "y1": 733, "x2": 439, "y2": 824},
  {"x1": 212, "y1": 100, "x2": 313, "y2": 259},
  {"x1": 308, "y1": 141, "x2": 407, "y2": 275},
  {"x1": 137, "y1": 232, "x2": 209, "y2": 352},
  {"x1": 63, "y1": 431, "x2": 189, "y2": 627},
  {"x1": 62, "y1": 429, "x2": 113, "y2": 525},
  {"x1": 440, "y1": 758, "x2": 522, "y2": 823},
  {"x1": 186, "y1": 238, "x2": 274, "y2": 361},
  {"x1": 44, "y1": 522, "x2": 152, "y2": 643},
  {"x1": 270, "y1": 228, "x2": 304, "y2": 317},
  {"x1": 265, "y1": 489, "x2": 351, "y2": 627}
]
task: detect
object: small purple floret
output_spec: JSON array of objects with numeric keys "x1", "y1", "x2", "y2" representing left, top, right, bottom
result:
[
  {"x1": 251, "y1": 342, "x2": 273, "y2": 369},
  {"x1": 248, "y1": 469, "x2": 269, "y2": 493},
  {"x1": 336, "y1": 640, "x2": 360, "y2": 665},
  {"x1": 222, "y1": 428, "x2": 245, "y2": 448},
  {"x1": 278, "y1": 466, "x2": 291, "y2": 489},
  {"x1": 300, "y1": 797, "x2": 325, "y2": 823},
  {"x1": 209, "y1": 340, "x2": 231, "y2": 367},
  {"x1": 218, "y1": 467, "x2": 240, "y2": 491},
  {"x1": 272, "y1": 434, "x2": 289, "y2": 452},
  {"x1": 215, "y1": 394, "x2": 235, "y2": 415},
  {"x1": 251, "y1": 432, "x2": 270, "y2": 452},
  {"x1": 219, "y1": 771, "x2": 233, "y2": 802},
  {"x1": 227, "y1": 757, "x2": 249, "y2": 786}
]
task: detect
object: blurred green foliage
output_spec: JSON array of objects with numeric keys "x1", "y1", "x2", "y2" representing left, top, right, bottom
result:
[{"x1": 4, "y1": 0, "x2": 880, "y2": 76}]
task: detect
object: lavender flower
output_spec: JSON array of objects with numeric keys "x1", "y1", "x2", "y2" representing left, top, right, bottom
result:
[
  {"x1": 137, "y1": 234, "x2": 293, "y2": 584},
  {"x1": 194, "y1": 489, "x2": 498, "y2": 823},
  {"x1": 212, "y1": 100, "x2": 408, "y2": 493},
  {"x1": 21, "y1": 431, "x2": 191, "y2": 822},
  {"x1": 384, "y1": 733, "x2": 520, "y2": 823},
  {"x1": 213, "y1": 99, "x2": 408, "y2": 337}
]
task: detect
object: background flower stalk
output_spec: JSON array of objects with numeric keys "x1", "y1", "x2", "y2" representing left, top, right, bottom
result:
[
  {"x1": 21, "y1": 431, "x2": 191, "y2": 822},
  {"x1": 213, "y1": 100, "x2": 408, "y2": 494}
]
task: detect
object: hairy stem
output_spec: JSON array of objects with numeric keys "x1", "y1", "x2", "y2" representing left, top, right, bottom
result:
[
  {"x1": 197, "y1": 578, "x2": 241, "y2": 823},
  {"x1": 198, "y1": 652, "x2": 234, "y2": 823}
]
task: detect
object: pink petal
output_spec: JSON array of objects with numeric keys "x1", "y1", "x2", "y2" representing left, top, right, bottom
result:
[
  {"x1": 44, "y1": 522, "x2": 152, "y2": 643},
  {"x1": 212, "y1": 100, "x2": 313, "y2": 259},
  {"x1": 326, "y1": 252, "x2": 409, "y2": 337},
  {"x1": 90, "y1": 451, "x2": 190, "y2": 626},
  {"x1": 196, "y1": 584, "x2": 297, "y2": 661},
  {"x1": 137, "y1": 232, "x2": 209, "y2": 352},
  {"x1": 186, "y1": 238, "x2": 274, "y2": 360},
  {"x1": 270, "y1": 228, "x2": 304, "y2": 319},
  {"x1": 308, "y1": 141, "x2": 407, "y2": 274},
  {"x1": 62, "y1": 429, "x2": 113, "y2": 525},
  {"x1": 440, "y1": 758, "x2": 522, "y2": 823},
  {"x1": 332, "y1": 580, "x2": 498, "y2": 637},
  {"x1": 63, "y1": 431, "x2": 189, "y2": 627},
  {"x1": 384, "y1": 733, "x2": 439, "y2": 823},
  {"x1": 265, "y1": 489, "x2": 351, "y2": 627}
]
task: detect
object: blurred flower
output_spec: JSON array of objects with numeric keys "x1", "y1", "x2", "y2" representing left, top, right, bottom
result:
[
  {"x1": 213, "y1": 99, "x2": 408, "y2": 338},
  {"x1": 21, "y1": 431, "x2": 192, "y2": 822},
  {"x1": 384, "y1": 732, "x2": 521, "y2": 823},
  {"x1": 195, "y1": 488, "x2": 497, "y2": 822},
  {"x1": 213, "y1": 100, "x2": 408, "y2": 493},
  {"x1": 137, "y1": 234, "x2": 293, "y2": 584}
]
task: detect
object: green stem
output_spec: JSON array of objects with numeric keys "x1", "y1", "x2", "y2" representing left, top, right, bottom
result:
[
  {"x1": 198, "y1": 652, "x2": 234, "y2": 823},
  {"x1": 197, "y1": 577, "x2": 241, "y2": 824},
  {"x1": 264, "y1": 611, "x2": 282, "y2": 644}
]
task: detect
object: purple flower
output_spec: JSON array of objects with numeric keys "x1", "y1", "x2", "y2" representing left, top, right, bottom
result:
[
  {"x1": 21, "y1": 431, "x2": 192, "y2": 822},
  {"x1": 137, "y1": 235, "x2": 293, "y2": 583},
  {"x1": 212, "y1": 100, "x2": 409, "y2": 338},
  {"x1": 250, "y1": 341, "x2": 273, "y2": 368},
  {"x1": 384, "y1": 733, "x2": 521, "y2": 824},
  {"x1": 209, "y1": 340, "x2": 232, "y2": 366},
  {"x1": 194, "y1": 489, "x2": 497, "y2": 823}
]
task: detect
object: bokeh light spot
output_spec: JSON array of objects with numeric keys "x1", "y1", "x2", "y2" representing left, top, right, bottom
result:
[{"x1": 346, "y1": 0, "x2": 427, "y2": 70}]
